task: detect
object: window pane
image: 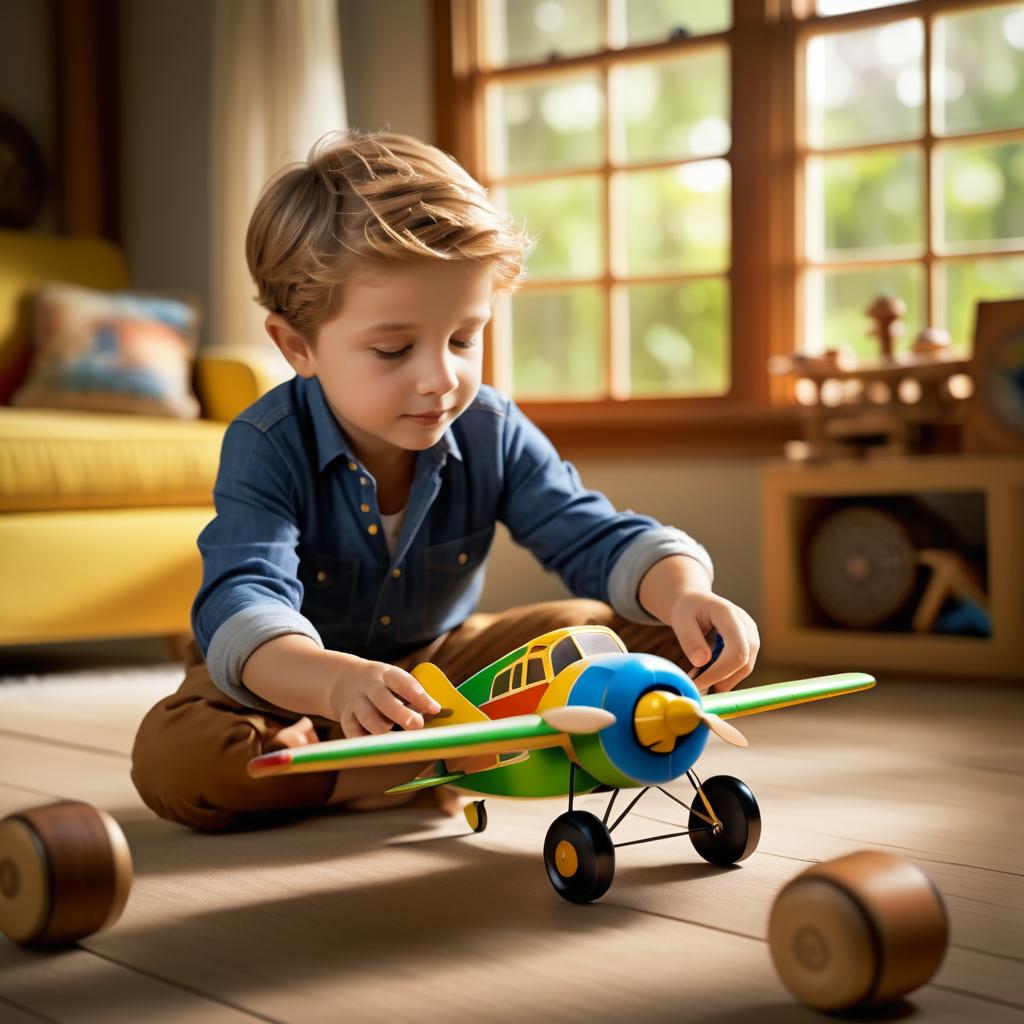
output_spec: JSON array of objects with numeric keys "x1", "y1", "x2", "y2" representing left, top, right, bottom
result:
[
  {"x1": 625, "y1": 1, "x2": 731, "y2": 47},
  {"x1": 627, "y1": 279, "x2": 729, "y2": 396},
  {"x1": 938, "y1": 140, "x2": 1024, "y2": 253},
  {"x1": 491, "y1": 72, "x2": 604, "y2": 178},
  {"x1": 511, "y1": 287, "x2": 605, "y2": 398},
  {"x1": 501, "y1": 176, "x2": 603, "y2": 280},
  {"x1": 806, "y1": 266, "x2": 925, "y2": 357},
  {"x1": 485, "y1": 0, "x2": 602, "y2": 67},
  {"x1": 808, "y1": 148, "x2": 923, "y2": 261},
  {"x1": 941, "y1": 256, "x2": 1024, "y2": 353},
  {"x1": 622, "y1": 162, "x2": 730, "y2": 276},
  {"x1": 620, "y1": 49, "x2": 730, "y2": 163},
  {"x1": 935, "y1": 4, "x2": 1024, "y2": 137},
  {"x1": 817, "y1": 0, "x2": 912, "y2": 14},
  {"x1": 806, "y1": 20, "x2": 924, "y2": 149}
]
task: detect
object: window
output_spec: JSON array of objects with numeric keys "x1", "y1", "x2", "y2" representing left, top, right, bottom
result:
[
  {"x1": 510, "y1": 662, "x2": 524, "y2": 688},
  {"x1": 491, "y1": 666, "x2": 513, "y2": 697},
  {"x1": 803, "y1": 2, "x2": 1024, "y2": 356},
  {"x1": 551, "y1": 636, "x2": 583, "y2": 675},
  {"x1": 526, "y1": 655, "x2": 548, "y2": 683},
  {"x1": 575, "y1": 630, "x2": 625, "y2": 656},
  {"x1": 438, "y1": 0, "x2": 1023, "y2": 449}
]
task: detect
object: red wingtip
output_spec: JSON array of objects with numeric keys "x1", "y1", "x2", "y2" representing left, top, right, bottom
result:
[{"x1": 247, "y1": 749, "x2": 293, "y2": 778}]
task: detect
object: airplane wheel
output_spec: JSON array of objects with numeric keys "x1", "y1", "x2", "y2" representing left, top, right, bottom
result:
[
  {"x1": 544, "y1": 811, "x2": 615, "y2": 904},
  {"x1": 0, "y1": 801, "x2": 133, "y2": 947},
  {"x1": 464, "y1": 800, "x2": 487, "y2": 833},
  {"x1": 688, "y1": 775, "x2": 761, "y2": 866}
]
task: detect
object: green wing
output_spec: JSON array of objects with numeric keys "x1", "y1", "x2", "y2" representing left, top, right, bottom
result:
[
  {"x1": 247, "y1": 707, "x2": 614, "y2": 779},
  {"x1": 702, "y1": 672, "x2": 875, "y2": 719}
]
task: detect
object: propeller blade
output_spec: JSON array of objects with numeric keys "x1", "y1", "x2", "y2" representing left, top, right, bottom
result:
[
  {"x1": 700, "y1": 710, "x2": 748, "y2": 748},
  {"x1": 541, "y1": 706, "x2": 616, "y2": 734}
]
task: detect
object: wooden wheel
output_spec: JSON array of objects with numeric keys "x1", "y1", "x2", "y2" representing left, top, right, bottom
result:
[
  {"x1": 768, "y1": 850, "x2": 948, "y2": 1011},
  {"x1": 807, "y1": 505, "x2": 919, "y2": 628},
  {"x1": 0, "y1": 801, "x2": 133, "y2": 946}
]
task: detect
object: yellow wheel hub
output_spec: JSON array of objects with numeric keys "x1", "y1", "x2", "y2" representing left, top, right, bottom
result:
[{"x1": 555, "y1": 840, "x2": 579, "y2": 878}]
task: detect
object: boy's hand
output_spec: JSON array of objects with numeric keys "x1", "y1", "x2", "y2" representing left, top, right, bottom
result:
[
  {"x1": 328, "y1": 660, "x2": 442, "y2": 738},
  {"x1": 666, "y1": 590, "x2": 760, "y2": 694}
]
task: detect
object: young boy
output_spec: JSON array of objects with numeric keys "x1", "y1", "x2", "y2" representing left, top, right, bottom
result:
[{"x1": 131, "y1": 131, "x2": 760, "y2": 831}]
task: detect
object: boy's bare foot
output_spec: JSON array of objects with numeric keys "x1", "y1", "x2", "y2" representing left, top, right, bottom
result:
[{"x1": 271, "y1": 716, "x2": 318, "y2": 749}]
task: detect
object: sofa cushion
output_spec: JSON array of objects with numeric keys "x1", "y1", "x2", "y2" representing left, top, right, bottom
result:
[{"x1": 0, "y1": 408, "x2": 225, "y2": 512}]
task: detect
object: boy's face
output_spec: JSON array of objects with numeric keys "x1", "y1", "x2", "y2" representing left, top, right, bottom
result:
[{"x1": 272, "y1": 261, "x2": 493, "y2": 462}]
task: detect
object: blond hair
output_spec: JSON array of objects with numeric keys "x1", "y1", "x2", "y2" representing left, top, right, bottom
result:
[{"x1": 246, "y1": 131, "x2": 530, "y2": 340}]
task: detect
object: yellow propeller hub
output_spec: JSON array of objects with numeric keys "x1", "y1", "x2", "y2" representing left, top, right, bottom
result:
[{"x1": 634, "y1": 690, "x2": 702, "y2": 753}]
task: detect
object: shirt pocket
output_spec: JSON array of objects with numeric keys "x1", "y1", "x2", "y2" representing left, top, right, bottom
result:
[
  {"x1": 297, "y1": 547, "x2": 360, "y2": 625},
  {"x1": 420, "y1": 526, "x2": 494, "y2": 631}
]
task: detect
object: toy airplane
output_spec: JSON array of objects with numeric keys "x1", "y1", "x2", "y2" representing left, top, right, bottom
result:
[{"x1": 248, "y1": 626, "x2": 874, "y2": 903}]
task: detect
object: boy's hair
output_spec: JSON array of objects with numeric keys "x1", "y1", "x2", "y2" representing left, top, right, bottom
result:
[{"x1": 246, "y1": 130, "x2": 531, "y2": 340}]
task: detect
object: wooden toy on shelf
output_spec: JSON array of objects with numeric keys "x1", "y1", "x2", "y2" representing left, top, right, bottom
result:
[
  {"x1": 0, "y1": 801, "x2": 133, "y2": 947},
  {"x1": 912, "y1": 549, "x2": 989, "y2": 635},
  {"x1": 768, "y1": 850, "x2": 948, "y2": 1012},
  {"x1": 247, "y1": 625, "x2": 875, "y2": 904},
  {"x1": 769, "y1": 292, "x2": 973, "y2": 461}
]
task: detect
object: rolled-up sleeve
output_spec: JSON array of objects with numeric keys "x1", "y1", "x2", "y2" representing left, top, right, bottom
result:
[
  {"x1": 191, "y1": 421, "x2": 322, "y2": 709},
  {"x1": 497, "y1": 399, "x2": 714, "y2": 625}
]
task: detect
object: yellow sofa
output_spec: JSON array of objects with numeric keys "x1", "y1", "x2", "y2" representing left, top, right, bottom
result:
[{"x1": 0, "y1": 231, "x2": 276, "y2": 645}]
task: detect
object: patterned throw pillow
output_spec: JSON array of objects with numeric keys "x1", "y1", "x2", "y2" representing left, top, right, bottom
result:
[{"x1": 11, "y1": 283, "x2": 201, "y2": 418}]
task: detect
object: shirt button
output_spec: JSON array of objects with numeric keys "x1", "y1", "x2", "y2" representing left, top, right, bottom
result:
[
  {"x1": 368, "y1": 524, "x2": 379, "y2": 536},
  {"x1": 315, "y1": 570, "x2": 327, "y2": 583},
  {"x1": 360, "y1": 503, "x2": 370, "y2": 513},
  {"x1": 359, "y1": 476, "x2": 369, "y2": 486},
  {"x1": 457, "y1": 552, "x2": 469, "y2": 565},
  {"x1": 347, "y1": 461, "x2": 358, "y2": 471},
  {"x1": 391, "y1": 568, "x2": 401, "y2": 578},
  {"x1": 380, "y1": 615, "x2": 392, "y2": 626}
]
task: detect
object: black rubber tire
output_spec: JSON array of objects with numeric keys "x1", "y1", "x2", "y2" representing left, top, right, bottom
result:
[
  {"x1": 543, "y1": 811, "x2": 616, "y2": 904},
  {"x1": 688, "y1": 775, "x2": 761, "y2": 866}
]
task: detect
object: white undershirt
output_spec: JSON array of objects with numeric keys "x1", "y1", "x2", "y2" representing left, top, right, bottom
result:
[{"x1": 379, "y1": 507, "x2": 406, "y2": 554}]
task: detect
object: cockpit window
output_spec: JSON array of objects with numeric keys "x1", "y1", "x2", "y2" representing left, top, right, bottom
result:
[
  {"x1": 550, "y1": 637, "x2": 583, "y2": 676},
  {"x1": 525, "y1": 656, "x2": 547, "y2": 684},
  {"x1": 576, "y1": 632, "x2": 623, "y2": 657}
]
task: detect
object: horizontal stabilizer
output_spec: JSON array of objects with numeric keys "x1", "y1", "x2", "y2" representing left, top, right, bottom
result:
[
  {"x1": 702, "y1": 672, "x2": 875, "y2": 720},
  {"x1": 385, "y1": 772, "x2": 466, "y2": 794}
]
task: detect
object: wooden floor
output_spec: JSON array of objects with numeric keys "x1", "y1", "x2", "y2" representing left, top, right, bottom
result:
[{"x1": 0, "y1": 653, "x2": 1021, "y2": 1023}]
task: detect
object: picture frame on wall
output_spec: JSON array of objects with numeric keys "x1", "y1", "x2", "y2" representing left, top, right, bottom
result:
[{"x1": 961, "y1": 298, "x2": 1024, "y2": 454}]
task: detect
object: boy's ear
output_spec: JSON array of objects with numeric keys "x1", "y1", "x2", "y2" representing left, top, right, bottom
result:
[{"x1": 265, "y1": 314, "x2": 316, "y2": 378}]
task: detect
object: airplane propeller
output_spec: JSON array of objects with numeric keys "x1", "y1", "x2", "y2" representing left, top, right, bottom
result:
[{"x1": 634, "y1": 690, "x2": 749, "y2": 752}]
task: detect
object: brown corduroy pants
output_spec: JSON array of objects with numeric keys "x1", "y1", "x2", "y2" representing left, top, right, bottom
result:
[{"x1": 131, "y1": 599, "x2": 694, "y2": 831}]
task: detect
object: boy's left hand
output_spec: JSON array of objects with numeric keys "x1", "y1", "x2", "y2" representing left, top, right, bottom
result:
[{"x1": 665, "y1": 590, "x2": 760, "y2": 693}]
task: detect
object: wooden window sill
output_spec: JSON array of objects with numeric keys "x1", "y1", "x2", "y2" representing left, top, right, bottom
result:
[{"x1": 516, "y1": 400, "x2": 802, "y2": 457}]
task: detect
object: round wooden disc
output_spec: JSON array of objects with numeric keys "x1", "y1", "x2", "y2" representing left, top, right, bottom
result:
[
  {"x1": 0, "y1": 802, "x2": 133, "y2": 946},
  {"x1": 807, "y1": 506, "x2": 918, "y2": 629},
  {"x1": 0, "y1": 818, "x2": 51, "y2": 944},
  {"x1": 768, "y1": 851, "x2": 948, "y2": 1012}
]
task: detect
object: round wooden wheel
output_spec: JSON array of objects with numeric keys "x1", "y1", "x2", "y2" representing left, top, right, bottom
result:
[
  {"x1": 0, "y1": 801, "x2": 133, "y2": 947},
  {"x1": 768, "y1": 850, "x2": 948, "y2": 1012},
  {"x1": 806, "y1": 505, "x2": 919, "y2": 629}
]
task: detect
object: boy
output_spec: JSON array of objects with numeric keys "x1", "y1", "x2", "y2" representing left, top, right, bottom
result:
[{"x1": 131, "y1": 132, "x2": 760, "y2": 831}]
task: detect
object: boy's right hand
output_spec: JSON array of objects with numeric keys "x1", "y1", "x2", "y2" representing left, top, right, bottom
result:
[{"x1": 328, "y1": 660, "x2": 442, "y2": 738}]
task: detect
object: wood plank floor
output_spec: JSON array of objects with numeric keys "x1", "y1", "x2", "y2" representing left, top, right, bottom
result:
[{"x1": 0, "y1": 656, "x2": 1021, "y2": 1023}]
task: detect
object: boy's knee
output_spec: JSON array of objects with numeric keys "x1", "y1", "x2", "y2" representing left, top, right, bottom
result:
[{"x1": 131, "y1": 700, "x2": 259, "y2": 831}]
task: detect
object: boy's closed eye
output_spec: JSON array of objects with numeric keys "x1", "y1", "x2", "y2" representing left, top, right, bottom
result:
[{"x1": 371, "y1": 337, "x2": 479, "y2": 360}]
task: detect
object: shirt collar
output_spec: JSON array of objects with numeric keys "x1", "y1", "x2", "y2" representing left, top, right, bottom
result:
[{"x1": 305, "y1": 376, "x2": 463, "y2": 472}]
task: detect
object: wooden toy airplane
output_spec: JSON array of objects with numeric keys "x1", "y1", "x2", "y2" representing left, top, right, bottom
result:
[{"x1": 248, "y1": 626, "x2": 875, "y2": 903}]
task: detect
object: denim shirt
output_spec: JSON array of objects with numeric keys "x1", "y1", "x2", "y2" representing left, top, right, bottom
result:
[{"x1": 193, "y1": 376, "x2": 713, "y2": 711}]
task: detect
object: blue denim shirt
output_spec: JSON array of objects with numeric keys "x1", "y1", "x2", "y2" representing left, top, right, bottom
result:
[{"x1": 193, "y1": 376, "x2": 713, "y2": 711}]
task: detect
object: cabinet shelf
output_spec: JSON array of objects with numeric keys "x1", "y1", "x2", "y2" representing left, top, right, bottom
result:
[{"x1": 761, "y1": 455, "x2": 1024, "y2": 679}]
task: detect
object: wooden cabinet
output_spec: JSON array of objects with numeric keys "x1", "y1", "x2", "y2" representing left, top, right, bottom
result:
[{"x1": 761, "y1": 456, "x2": 1024, "y2": 678}]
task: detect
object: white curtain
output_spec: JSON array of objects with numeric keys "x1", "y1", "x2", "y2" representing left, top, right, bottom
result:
[{"x1": 209, "y1": 0, "x2": 347, "y2": 378}]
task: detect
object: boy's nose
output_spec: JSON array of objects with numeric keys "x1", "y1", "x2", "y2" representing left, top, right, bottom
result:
[{"x1": 417, "y1": 352, "x2": 459, "y2": 394}]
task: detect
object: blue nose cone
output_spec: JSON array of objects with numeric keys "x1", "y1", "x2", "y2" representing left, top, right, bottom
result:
[{"x1": 567, "y1": 653, "x2": 709, "y2": 788}]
